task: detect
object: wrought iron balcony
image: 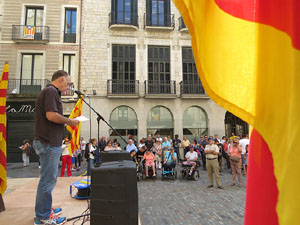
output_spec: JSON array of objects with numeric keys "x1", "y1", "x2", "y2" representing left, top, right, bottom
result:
[
  {"x1": 107, "y1": 80, "x2": 139, "y2": 96},
  {"x1": 7, "y1": 79, "x2": 50, "y2": 96},
  {"x1": 109, "y1": 11, "x2": 138, "y2": 28},
  {"x1": 12, "y1": 25, "x2": 50, "y2": 43},
  {"x1": 61, "y1": 83, "x2": 75, "y2": 96},
  {"x1": 144, "y1": 13, "x2": 174, "y2": 30},
  {"x1": 144, "y1": 80, "x2": 176, "y2": 96},
  {"x1": 64, "y1": 33, "x2": 76, "y2": 43},
  {"x1": 180, "y1": 81, "x2": 208, "y2": 97},
  {"x1": 179, "y1": 17, "x2": 188, "y2": 31}
]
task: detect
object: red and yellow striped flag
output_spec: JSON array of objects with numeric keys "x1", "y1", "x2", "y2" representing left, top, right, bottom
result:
[
  {"x1": 173, "y1": 0, "x2": 300, "y2": 224},
  {"x1": 0, "y1": 62, "x2": 9, "y2": 196},
  {"x1": 66, "y1": 98, "x2": 83, "y2": 156}
]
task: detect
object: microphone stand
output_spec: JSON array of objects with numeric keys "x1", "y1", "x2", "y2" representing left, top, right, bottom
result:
[{"x1": 75, "y1": 93, "x2": 128, "y2": 148}]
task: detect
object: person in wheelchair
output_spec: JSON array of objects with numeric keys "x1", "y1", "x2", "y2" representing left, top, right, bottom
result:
[
  {"x1": 183, "y1": 145, "x2": 198, "y2": 176},
  {"x1": 143, "y1": 148, "x2": 156, "y2": 177},
  {"x1": 163, "y1": 147, "x2": 177, "y2": 171}
]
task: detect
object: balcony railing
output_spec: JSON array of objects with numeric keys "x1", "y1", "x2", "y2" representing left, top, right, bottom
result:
[
  {"x1": 61, "y1": 83, "x2": 74, "y2": 96},
  {"x1": 8, "y1": 79, "x2": 50, "y2": 96},
  {"x1": 12, "y1": 25, "x2": 50, "y2": 42},
  {"x1": 107, "y1": 80, "x2": 139, "y2": 95},
  {"x1": 178, "y1": 17, "x2": 187, "y2": 30},
  {"x1": 109, "y1": 11, "x2": 138, "y2": 28},
  {"x1": 144, "y1": 13, "x2": 174, "y2": 28},
  {"x1": 144, "y1": 80, "x2": 176, "y2": 95},
  {"x1": 180, "y1": 81, "x2": 206, "y2": 95},
  {"x1": 64, "y1": 33, "x2": 76, "y2": 43}
]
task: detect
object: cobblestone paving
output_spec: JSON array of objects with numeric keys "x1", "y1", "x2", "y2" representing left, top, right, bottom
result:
[
  {"x1": 7, "y1": 162, "x2": 246, "y2": 224},
  {"x1": 138, "y1": 166, "x2": 246, "y2": 225}
]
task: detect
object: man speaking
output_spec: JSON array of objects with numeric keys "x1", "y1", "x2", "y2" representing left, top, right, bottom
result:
[{"x1": 33, "y1": 70, "x2": 79, "y2": 225}]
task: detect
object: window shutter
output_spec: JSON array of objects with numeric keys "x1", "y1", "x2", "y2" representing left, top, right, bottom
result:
[
  {"x1": 132, "y1": 0, "x2": 138, "y2": 26},
  {"x1": 111, "y1": 0, "x2": 116, "y2": 12},
  {"x1": 166, "y1": 0, "x2": 171, "y2": 14},
  {"x1": 166, "y1": 0, "x2": 171, "y2": 26},
  {"x1": 146, "y1": 0, "x2": 151, "y2": 25}
]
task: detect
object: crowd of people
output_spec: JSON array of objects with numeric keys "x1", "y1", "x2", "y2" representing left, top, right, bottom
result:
[{"x1": 70, "y1": 132, "x2": 249, "y2": 187}]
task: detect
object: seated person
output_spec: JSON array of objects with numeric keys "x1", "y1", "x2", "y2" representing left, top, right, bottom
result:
[
  {"x1": 130, "y1": 150, "x2": 138, "y2": 165},
  {"x1": 143, "y1": 149, "x2": 156, "y2": 177},
  {"x1": 183, "y1": 145, "x2": 198, "y2": 176},
  {"x1": 163, "y1": 147, "x2": 177, "y2": 170},
  {"x1": 136, "y1": 145, "x2": 147, "y2": 162},
  {"x1": 113, "y1": 142, "x2": 122, "y2": 150}
]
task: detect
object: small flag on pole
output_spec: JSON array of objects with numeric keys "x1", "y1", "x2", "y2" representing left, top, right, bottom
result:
[{"x1": 66, "y1": 98, "x2": 83, "y2": 156}]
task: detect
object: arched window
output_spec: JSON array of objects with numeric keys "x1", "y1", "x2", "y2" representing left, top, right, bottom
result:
[
  {"x1": 147, "y1": 106, "x2": 173, "y2": 137},
  {"x1": 110, "y1": 106, "x2": 138, "y2": 148},
  {"x1": 183, "y1": 106, "x2": 208, "y2": 140},
  {"x1": 225, "y1": 111, "x2": 249, "y2": 137}
]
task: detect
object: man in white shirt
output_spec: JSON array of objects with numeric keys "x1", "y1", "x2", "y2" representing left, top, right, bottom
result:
[
  {"x1": 156, "y1": 134, "x2": 163, "y2": 142},
  {"x1": 239, "y1": 134, "x2": 249, "y2": 175},
  {"x1": 205, "y1": 138, "x2": 223, "y2": 189},
  {"x1": 183, "y1": 145, "x2": 198, "y2": 176}
]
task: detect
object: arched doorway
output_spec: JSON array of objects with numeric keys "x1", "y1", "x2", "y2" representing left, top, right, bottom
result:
[
  {"x1": 183, "y1": 106, "x2": 208, "y2": 141},
  {"x1": 225, "y1": 111, "x2": 249, "y2": 137},
  {"x1": 110, "y1": 106, "x2": 138, "y2": 149},
  {"x1": 147, "y1": 106, "x2": 174, "y2": 138}
]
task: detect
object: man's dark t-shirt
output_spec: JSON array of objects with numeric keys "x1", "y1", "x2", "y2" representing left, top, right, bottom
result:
[
  {"x1": 145, "y1": 139, "x2": 153, "y2": 150},
  {"x1": 173, "y1": 139, "x2": 181, "y2": 149},
  {"x1": 34, "y1": 84, "x2": 64, "y2": 147}
]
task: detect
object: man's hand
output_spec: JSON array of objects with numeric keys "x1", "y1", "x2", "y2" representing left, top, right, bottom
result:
[{"x1": 68, "y1": 118, "x2": 79, "y2": 127}]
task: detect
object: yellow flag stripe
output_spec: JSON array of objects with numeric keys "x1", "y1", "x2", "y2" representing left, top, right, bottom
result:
[
  {"x1": 0, "y1": 164, "x2": 7, "y2": 195},
  {"x1": 0, "y1": 80, "x2": 8, "y2": 90}
]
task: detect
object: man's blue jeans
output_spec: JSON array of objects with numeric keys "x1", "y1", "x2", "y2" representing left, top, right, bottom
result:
[{"x1": 33, "y1": 140, "x2": 62, "y2": 220}]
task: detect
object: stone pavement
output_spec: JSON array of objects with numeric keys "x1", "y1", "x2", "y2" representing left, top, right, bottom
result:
[
  {"x1": 5, "y1": 162, "x2": 246, "y2": 225},
  {"x1": 138, "y1": 166, "x2": 246, "y2": 225}
]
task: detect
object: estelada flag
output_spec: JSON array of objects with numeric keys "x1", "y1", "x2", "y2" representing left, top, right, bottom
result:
[
  {"x1": 0, "y1": 62, "x2": 9, "y2": 196},
  {"x1": 24, "y1": 25, "x2": 35, "y2": 40},
  {"x1": 172, "y1": 0, "x2": 300, "y2": 225},
  {"x1": 66, "y1": 98, "x2": 83, "y2": 156}
]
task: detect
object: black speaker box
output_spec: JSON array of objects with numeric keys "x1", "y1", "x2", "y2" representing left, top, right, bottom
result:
[
  {"x1": 100, "y1": 150, "x2": 131, "y2": 163},
  {"x1": 91, "y1": 160, "x2": 138, "y2": 225}
]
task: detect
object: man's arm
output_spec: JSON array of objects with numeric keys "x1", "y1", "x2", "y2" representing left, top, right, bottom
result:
[
  {"x1": 46, "y1": 112, "x2": 79, "y2": 126},
  {"x1": 211, "y1": 145, "x2": 220, "y2": 155}
]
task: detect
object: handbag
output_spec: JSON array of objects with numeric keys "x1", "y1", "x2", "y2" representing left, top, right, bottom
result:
[{"x1": 230, "y1": 156, "x2": 240, "y2": 163}]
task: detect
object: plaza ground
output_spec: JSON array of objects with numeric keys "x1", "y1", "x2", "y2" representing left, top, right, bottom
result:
[{"x1": 2, "y1": 162, "x2": 246, "y2": 225}]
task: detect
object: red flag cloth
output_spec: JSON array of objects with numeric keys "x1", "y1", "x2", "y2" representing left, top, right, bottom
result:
[{"x1": 245, "y1": 129, "x2": 278, "y2": 225}]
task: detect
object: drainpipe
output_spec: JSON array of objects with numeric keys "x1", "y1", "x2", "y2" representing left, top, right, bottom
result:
[{"x1": 78, "y1": 0, "x2": 83, "y2": 90}]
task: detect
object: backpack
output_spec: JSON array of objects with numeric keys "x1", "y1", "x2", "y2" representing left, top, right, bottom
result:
[{"x1": 84, "y1": 143, "x2": 90, "y2": 160}]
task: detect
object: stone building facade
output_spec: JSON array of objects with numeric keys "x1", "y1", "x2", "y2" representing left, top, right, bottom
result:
[
  {"x1": 80, "y1": 0, "x2": 226, "y2": 147},
  {"x1": 0, "y1": 0, "x2": 81, "y2": 162},
  {"x1": 0, "y1": 0, "x2": 246, "y2": 161}
]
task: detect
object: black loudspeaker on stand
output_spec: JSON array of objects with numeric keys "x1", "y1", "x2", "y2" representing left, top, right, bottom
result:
[{"x1": 91, "y1": 160, "x2": 138, "y2": 225}]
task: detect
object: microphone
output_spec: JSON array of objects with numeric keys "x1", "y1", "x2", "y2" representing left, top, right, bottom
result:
[{"x1": 71, "y1": 88, "x2": 85, "y2": 96}]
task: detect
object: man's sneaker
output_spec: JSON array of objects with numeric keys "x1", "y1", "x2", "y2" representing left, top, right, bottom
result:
[
  {"x1": 52, "y1": 208, "x2": 62, "y2": 216},
  {"x1": 34, "y1": 214, "x2": 66, "y2": 225},
  {"x1": 34, "y1": 208, "x2": 62, "y2": 221}
]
